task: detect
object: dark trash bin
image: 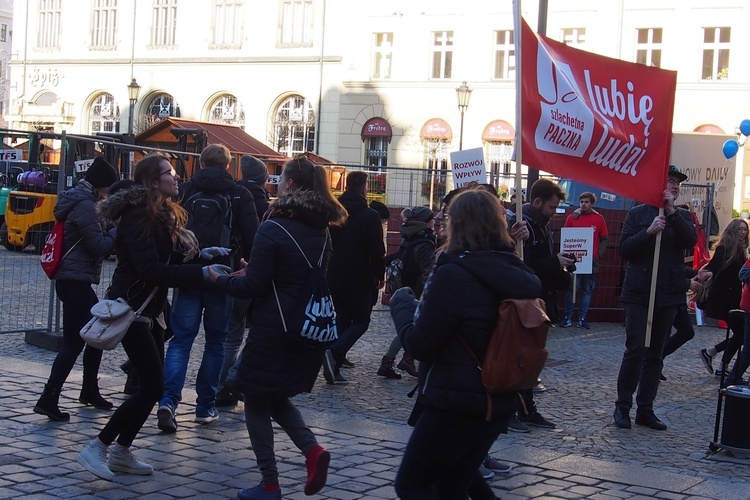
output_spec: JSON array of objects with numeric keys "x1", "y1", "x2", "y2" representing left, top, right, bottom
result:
[{"x1": 720, "y1": 385, "x2": 750, "y2": 453}]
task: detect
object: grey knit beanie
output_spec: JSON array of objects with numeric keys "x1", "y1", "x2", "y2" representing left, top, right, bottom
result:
[{"x1": 240, "y1": 155, "x2": 269, "y2": 184}]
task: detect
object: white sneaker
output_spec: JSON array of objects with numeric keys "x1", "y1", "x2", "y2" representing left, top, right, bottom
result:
[
  {"x1": 77, "y1": 439, "x2": 115, "y2": 480},
  {"x1": 108, "y1": 445, "x2": 154, "y2": 475}
]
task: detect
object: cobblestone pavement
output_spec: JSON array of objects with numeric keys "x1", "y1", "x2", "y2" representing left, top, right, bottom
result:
[{"x1": 1, "y1": 303, "x2": 750, "y2": 499}]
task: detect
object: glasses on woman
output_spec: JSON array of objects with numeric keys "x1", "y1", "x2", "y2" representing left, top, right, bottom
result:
[{"x1": 160, "y1": 169, "x2": 177, "y2": 178}]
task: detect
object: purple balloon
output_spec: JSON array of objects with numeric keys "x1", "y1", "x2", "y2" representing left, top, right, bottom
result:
[{"x1": 723, "y1": 139, "x2": 739, "y2": 159}]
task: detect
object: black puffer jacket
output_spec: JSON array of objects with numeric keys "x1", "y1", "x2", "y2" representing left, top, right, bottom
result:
[
  {"x1": 53, "y1": 179, "x2": 116, "y2": 283},
  {"x1": 215, "y1": 190, "x2": 333, "y2": 397},
  {"x1": 327, "y1": 190, "x2": 385, "y2": 291},
  {"x1": 619, "y1": 204, "x2": 697, "y2": 307},
  {"x1": 390, "y1": 249, "x2": 542, "y2": 421},
  {"x1": 97, "y1": 185, "x2": 204, "y2": 317},
  {"x1": 180, "y1": 167, "x2": 259, "y2": 266}
]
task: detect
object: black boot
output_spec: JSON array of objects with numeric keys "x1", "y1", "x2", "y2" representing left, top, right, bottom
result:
[
  {"x1": 79, "y1": 380, "x2": 113, "y2": 410},
  {"x1": 33, "y1": 384, "x2": 70, "y2": 421}
]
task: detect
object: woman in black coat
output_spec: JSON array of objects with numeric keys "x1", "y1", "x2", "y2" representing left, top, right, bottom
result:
[
  {"x1": 206, "y1": 157, "x2": 347, "y2": 499},
  {"x1": 76, "y1": 154, "x2": 206, "y2": 481},
  {"x1": 390, "y1": 188, "x2": 542, "y2": 499},
  {"x1": 699, "y1": 218, "x2": 749, "y2": 375}
]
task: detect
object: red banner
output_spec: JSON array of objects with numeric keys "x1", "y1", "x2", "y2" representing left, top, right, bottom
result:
[{"x1": 520, "y1": 19, "x2": 677, "y2": 206}]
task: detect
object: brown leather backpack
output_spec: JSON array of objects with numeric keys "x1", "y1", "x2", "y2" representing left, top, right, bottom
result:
[{"x1": 462, "y1": 298, "x2": 550, "y2": 419}]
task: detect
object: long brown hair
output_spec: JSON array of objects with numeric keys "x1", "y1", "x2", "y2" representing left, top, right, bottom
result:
[
  {"x1": 715, "y1": 218, "x2": 749, "y2": 266},
  {"x1": 133, "y1": 153, "x2": 188, "y2": 240},
  {"x1": 281, "y1": 157, "x2": 347, "y2": 227},
  {"x1": 445, "y1": 189, "x2": 514, "y2": 254}
]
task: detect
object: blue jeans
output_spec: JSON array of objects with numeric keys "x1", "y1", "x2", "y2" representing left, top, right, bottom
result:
[
  {"x1": 564, "y1": 274, "x2": 595, "y2": 321},
  {"x1": 161, "y1": 288, "x2": 231, "y2": 410},
  {"x1": 219, "y1": 297, "x2": 251, "y2": 389}
]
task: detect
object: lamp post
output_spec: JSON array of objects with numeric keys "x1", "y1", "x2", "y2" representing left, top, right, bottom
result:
[
  {"x1": 127, "y1": 78, "x2": 141, "y2": 137},
  {"x1": 456, "y1": 80, "x2": 472, "y2": 151}
]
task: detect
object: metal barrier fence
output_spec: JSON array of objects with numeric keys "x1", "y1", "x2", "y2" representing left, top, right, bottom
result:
[{"x1": 0, "y1": 156, "x2": 718, "y2": 333}]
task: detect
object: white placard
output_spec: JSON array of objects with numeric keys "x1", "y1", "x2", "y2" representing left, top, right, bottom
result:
[
  {"x1": 560, "y1": 227, "x2": 594, "y2": 274},
  {"x1": 0, "y1": 149, "x2": 22, "y2": 161},
  {"x1": 267, "y1": 174, "x2": 280, "y2": 185},
  {"x1": 75, "y1": 159, "x2": 94, "y2": 173},
  {"x1": 449, "y1": 147, "x2": 487, "y2": 188}
]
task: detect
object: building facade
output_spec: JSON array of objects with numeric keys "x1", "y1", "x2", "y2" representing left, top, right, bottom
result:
[{"x1": 6, "y1": 0, "x2": 750, "y2": 207}]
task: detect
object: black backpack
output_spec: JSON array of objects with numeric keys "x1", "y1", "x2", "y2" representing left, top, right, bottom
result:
[
  {"x1": 267, "y1": 220, "x2": 338, "y2": 350},
  {"x1": 386, "y1": 238, "x2": 429, "y2": 294},
  {"x1": 185, "y1": 190, "x2": 233, "y2": 249}
]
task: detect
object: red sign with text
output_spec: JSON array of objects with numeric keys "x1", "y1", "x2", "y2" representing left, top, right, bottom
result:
[{"x1": 520, "y1": 19, "x2": 677, "y2": 206}]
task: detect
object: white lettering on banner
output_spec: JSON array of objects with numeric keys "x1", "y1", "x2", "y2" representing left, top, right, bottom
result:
[
  {"x1": 588, "y1": 128, "x2": 647, "y2": 176},
  {"x1": 583, "y1": 72, "x2": 654, "y2": 138},
  {"x1": 534, "y1": 42, "x2": 594, "y2": 158},
  {"x1": 582, "y1": 71, "x2": 654, "y2": 177}
]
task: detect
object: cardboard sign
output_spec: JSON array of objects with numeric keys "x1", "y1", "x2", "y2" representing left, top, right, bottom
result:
[
  {"x1": 560, "y1": 227, "x2": 594, "y2": 274},
  {"x1": 449, "y1": 147, "x2": 487, "y2": 188}
]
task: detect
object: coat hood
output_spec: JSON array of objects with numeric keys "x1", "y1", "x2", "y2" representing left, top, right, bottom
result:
[
  {"x1": 401, "y1": 220, "x2": 436, "y2": 241},
  {"x1": 188, "y1": 167, "x2": 236, "y2": 193},
  {"x1": 97, "y1": 184, "x2": 148, "y2": 222},
  {"x1": 267, "y1": 189, "x2": 333, "y2": 230},
  {"x1": 443, "y1": 250, "x2": 542, "y2": 299},
  {"x1": 54, "y1": 180, "x2": 97, "y2": 220}
]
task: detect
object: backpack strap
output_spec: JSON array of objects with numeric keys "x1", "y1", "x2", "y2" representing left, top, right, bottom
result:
[{"x1": 266, "y1": 219, "x2": 328, "y2": 333}]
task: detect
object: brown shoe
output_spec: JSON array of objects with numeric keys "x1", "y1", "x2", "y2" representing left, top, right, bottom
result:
[
  {"x1": 377, "y1": 356, "x2": 401, "y2": 379},
  {"x1": 397, "y1": 352, "x2": 419, "y2": 377}
]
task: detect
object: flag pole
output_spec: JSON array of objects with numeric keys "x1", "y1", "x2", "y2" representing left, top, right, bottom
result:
[
  {"x1": 513, "y1": 0, "x2": 523, "y2": 258},
  {"x1": 644, "y1": 208, "x2": 664, "y2": 347}
]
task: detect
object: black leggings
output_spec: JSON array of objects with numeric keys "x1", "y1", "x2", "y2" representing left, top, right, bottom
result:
[
  {"x1": 98, "y1": 320, "x2": 164, "y2": 448},
  {"x1": 46, "y1": 280, "x2": 102, "y2": 390}
]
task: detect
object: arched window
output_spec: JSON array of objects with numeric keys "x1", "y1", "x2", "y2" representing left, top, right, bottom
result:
[
  {"x1": 274, "y1": 95, "x2": 315, "y2": 157},
  {"x1": 89, "y1": 93, "x2": 120, "y2": 134},
  {"x1": 141, "y1": 92, "x2": 180, "y2": 132},
  {"x1": 208, "y1": 93, "x2": 245, "y2": 128}
]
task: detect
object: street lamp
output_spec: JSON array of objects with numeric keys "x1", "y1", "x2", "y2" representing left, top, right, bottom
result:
[
  {"x1": 456, "y1": 81, "x2": 472, "y2": 151},
  {"x1": 127, "y1": 78, "x2": 141, "y2": 136}
]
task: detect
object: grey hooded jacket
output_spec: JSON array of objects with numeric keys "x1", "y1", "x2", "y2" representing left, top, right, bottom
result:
[{"x1": 52, "y1": 179, "x2": 116, "y2": 283}]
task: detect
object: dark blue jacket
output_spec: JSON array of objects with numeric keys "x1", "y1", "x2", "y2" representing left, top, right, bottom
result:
[
  {"x1": 619, "y1": 204, "x2": 697, "y2": 307},
  {"x1": 215, "y1": 190, "x2": 333, "y2": 397},
  {"x1": 53, "y1": 180, "x2": 116, "y2": 283}
]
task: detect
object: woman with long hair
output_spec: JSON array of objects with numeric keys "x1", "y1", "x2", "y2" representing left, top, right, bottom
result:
[
  {"x1": 76, "y1": 153, "x2": 209, "y2": 480},
  {"x1": 389, "y1": 188, "x2": 542, "y2": 498},
  {"x1": 205, "y1": 157, "x2": 347, "y2": 499},
  {"x1": 698, "y1": 218, "x2": 749, "y2": 375}
]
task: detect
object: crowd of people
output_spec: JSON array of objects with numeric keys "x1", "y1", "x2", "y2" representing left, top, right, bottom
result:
[{"x1": 32, "y1": 149, "x2": 750, "y2": 498}]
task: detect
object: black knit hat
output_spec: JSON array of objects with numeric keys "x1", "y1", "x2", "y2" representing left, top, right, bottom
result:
[
  {"x1": 85, "y1": 156, "x2": 119, "y2": 188},
  {"x1": 240, "y1": 155, "x2": 269, "y2": 184}
]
